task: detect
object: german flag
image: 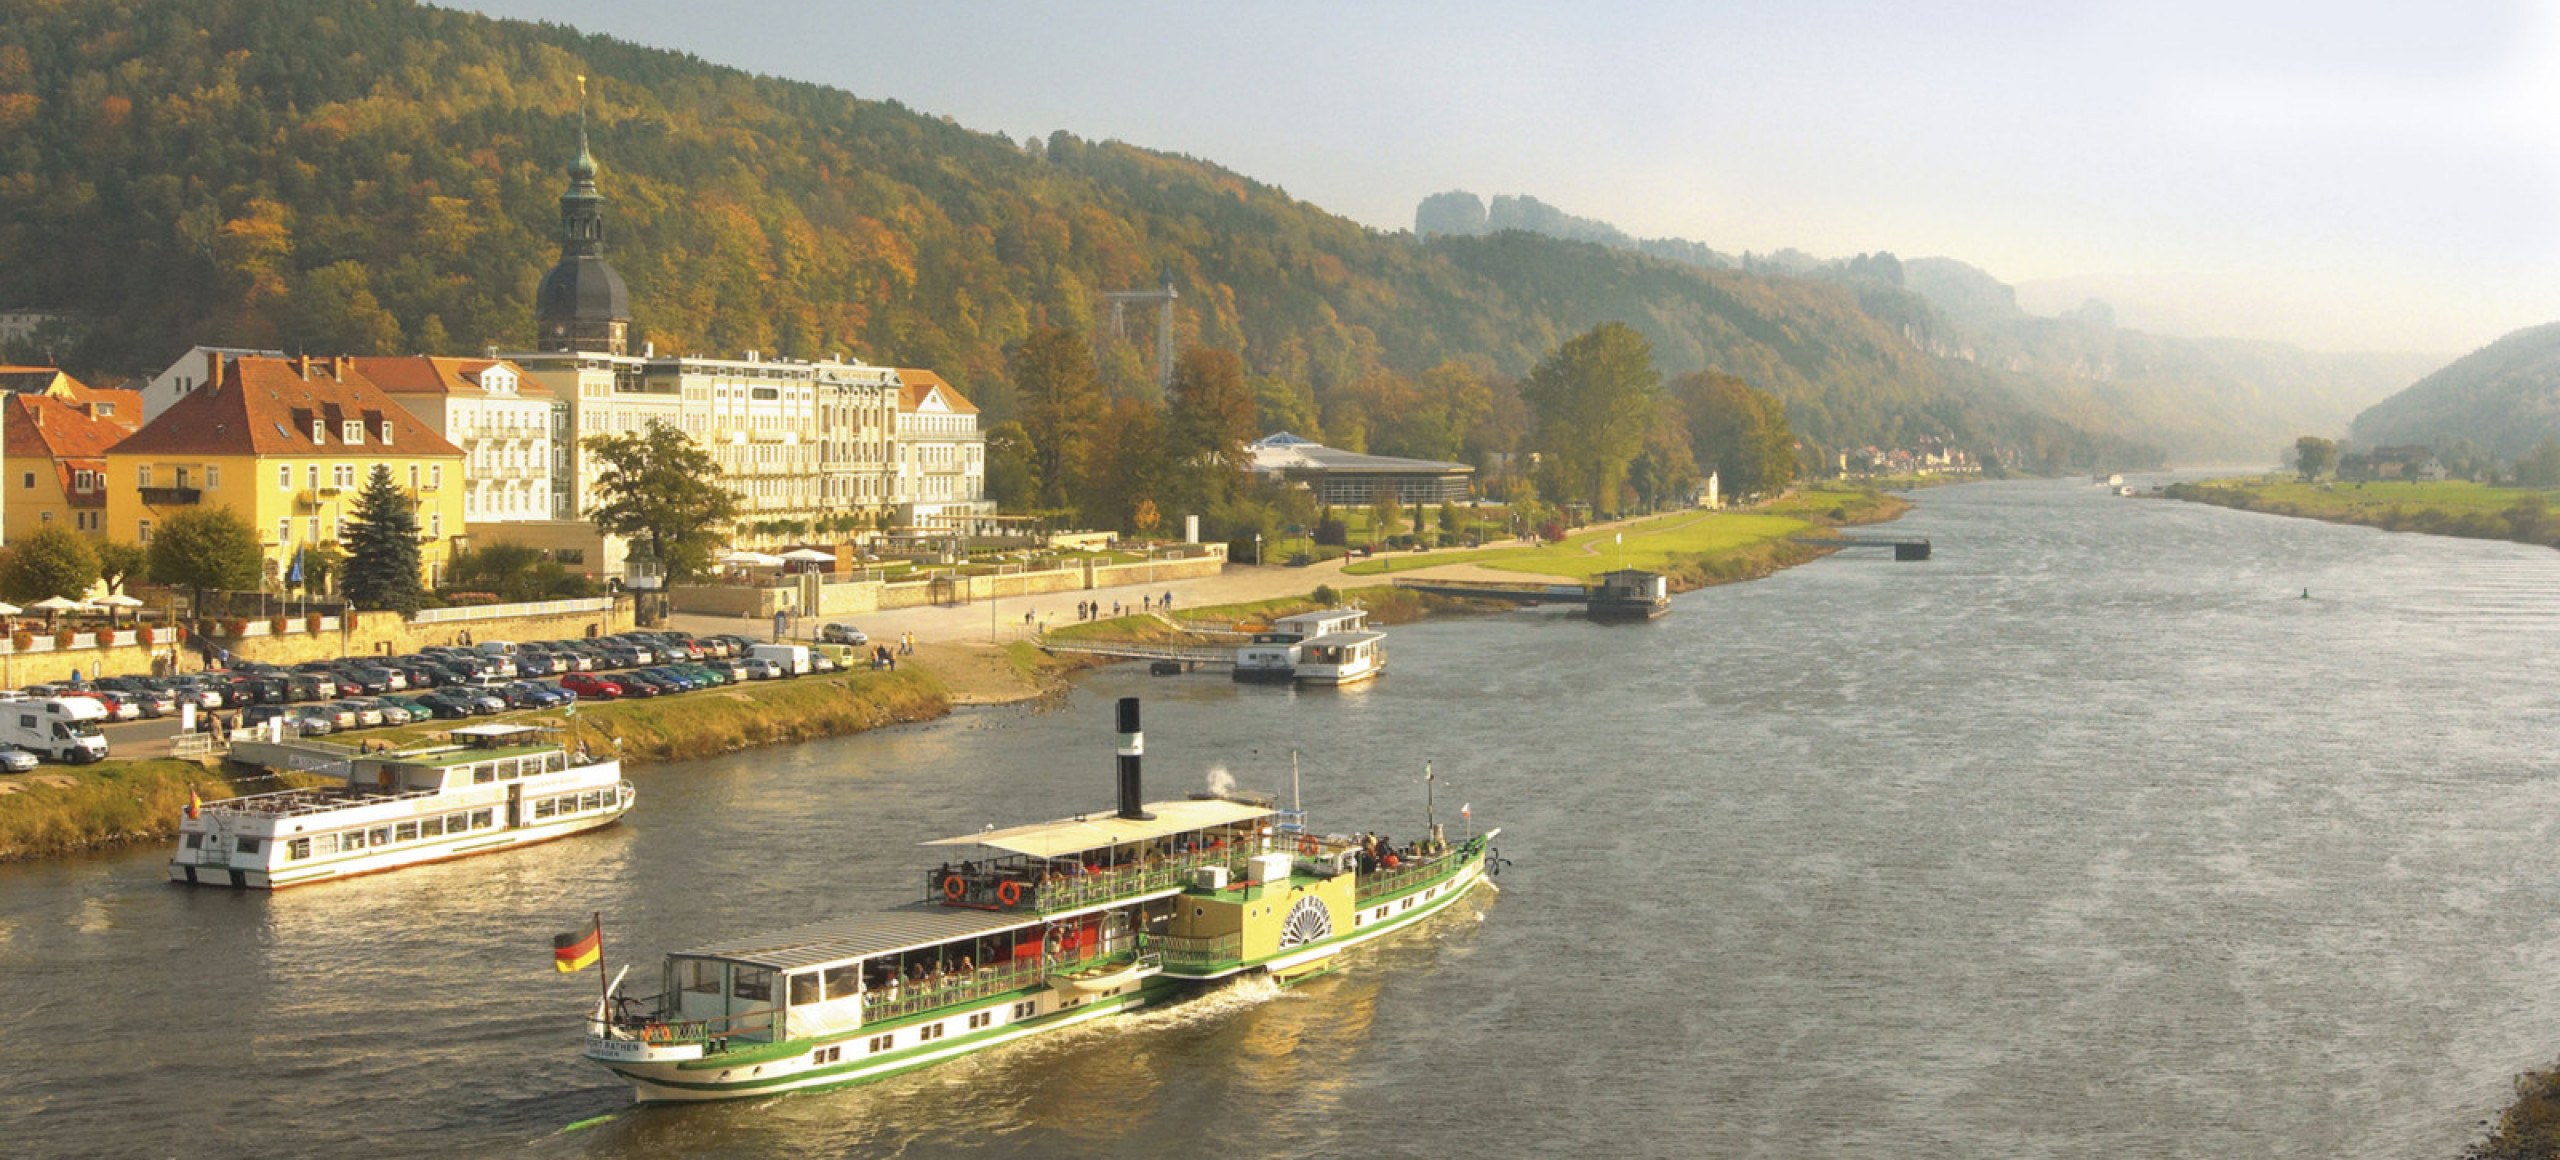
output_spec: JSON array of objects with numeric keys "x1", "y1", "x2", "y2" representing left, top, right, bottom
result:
[{"x1": 553, "y1": 917, "x2": 601, "y2": 974}]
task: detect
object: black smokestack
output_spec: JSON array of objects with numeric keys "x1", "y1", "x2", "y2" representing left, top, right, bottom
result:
[{"x1": 1116, "y1": 697, "x2": 1153, "y2": 821}]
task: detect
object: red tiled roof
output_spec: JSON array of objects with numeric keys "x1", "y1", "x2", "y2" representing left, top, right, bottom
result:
[
  {"x1": 107, "y1": 355, "x2": 465, "y2": 459},
  {"x1": 349, "y1": 355, "x2": 550, "y2": 398},
  {"x1": 895, "y1": 368, "x2": 978, "y2": 415},
  {"x1": 3, "y1": 393, "x2": 138, "y2": 461}
]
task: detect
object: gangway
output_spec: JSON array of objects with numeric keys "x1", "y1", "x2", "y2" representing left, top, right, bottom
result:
[{"x1": 1792, "y1": 535, "x2": 1932, "y2": 560}]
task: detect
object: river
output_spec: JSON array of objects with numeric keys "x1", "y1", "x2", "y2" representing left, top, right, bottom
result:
[{"x1": 7, "y1": 477, "x2": 2560, "y2": 1159}]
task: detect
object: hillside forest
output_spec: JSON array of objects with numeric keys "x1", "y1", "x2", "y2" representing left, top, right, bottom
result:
[{"x1": 0, "y1": 0, "x2": 2440, "y2": 535}]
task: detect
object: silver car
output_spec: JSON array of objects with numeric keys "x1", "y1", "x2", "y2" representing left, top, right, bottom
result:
[{"x1": 0, "y1": 746, "x2": 37, "y2": 772}]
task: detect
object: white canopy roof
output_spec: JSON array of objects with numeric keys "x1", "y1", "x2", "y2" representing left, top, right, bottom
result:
[
  {"x1": 779, "y1": 548, "x2": 836, "y2": 563},
  {"x1": 923, "y1": 797, "x2": 1275, "y2": 860},
  {"x1": 719, "y1": 550, "x2": 784, "y2": 566},
  {"x1": 28, "y1": 596, "x2": 89, "y2": 611}
]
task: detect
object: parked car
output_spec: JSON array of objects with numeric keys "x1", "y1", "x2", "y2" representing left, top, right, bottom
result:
[
  {"x1": 351, "y1": 697, "x2": 413, "y2": 727},
  {"x1": 310, "y1": 703, "x2": 359, "y2": 731},
  {"x1": 330, "y1": 700, "x2": 383, "y2": 729},
  {"x1": 512, "y1": 651, "x2": 558, "y2": 677},
  {"x1": 462, "y1": 688, "x2": 508, "y2": 715},
  {"x1": 807, "y1": 651, "x2": 839, "y2": 674},
  {"x1": 819, "y1": 623, "x2": 869, "y2": 646},
  {"x1": 409, "y1": 691, "x2": 476, "y2": 720},
  {"x1": 561, "y1": 673, "x2": 624, "y2": 700},
  {"x1": 85, "y1": 692, "x2": 145, "y2": 722},
  {"x1": 0, "y1": 745, "x2": 40, "y2": 772}
]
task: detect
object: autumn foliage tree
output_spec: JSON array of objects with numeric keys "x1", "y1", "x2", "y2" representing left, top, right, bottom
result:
[{"x1": 1522, "y1": 323, "x2": 1663, "y2": 515}]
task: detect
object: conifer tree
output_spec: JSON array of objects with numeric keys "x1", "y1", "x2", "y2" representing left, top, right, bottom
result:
[{"x1": 341, "y1": 465, "x2": 423, "y2": 613}]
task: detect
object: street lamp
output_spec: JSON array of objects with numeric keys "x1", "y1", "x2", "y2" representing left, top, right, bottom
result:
[{"x1": 1254, "y1": 532, "x2": 1263, "y2": 566}]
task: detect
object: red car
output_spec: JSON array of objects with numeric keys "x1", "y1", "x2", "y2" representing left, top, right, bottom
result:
[{"x1": 561, "y1": 673, "x2": 624, "y2": 700}]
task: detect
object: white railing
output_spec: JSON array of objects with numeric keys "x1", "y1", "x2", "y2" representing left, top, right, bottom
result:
[{"x1": 412, "y1": 596, "x2": 615, "y2": 625}]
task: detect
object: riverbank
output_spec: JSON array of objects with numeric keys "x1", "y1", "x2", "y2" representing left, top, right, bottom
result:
[
  {"x1": 0, "y1": 665, "x2": 972, "y2": 863},
  {"x1": 2165, "y1": 476, "x2": 2560, "y2": 551},
  {"x1": 1340, "y1": 483, "x2": 1910, "y2": 591}
]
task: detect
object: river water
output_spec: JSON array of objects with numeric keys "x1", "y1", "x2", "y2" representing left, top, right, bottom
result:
[{"x1": 9, "y1": 478, "x2": 2560, "y2": 1159}]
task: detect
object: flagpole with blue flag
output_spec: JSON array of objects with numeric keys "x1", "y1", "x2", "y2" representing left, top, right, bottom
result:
[{"x1": 288, "y1": 547, "x2": 305, "y2": 615}]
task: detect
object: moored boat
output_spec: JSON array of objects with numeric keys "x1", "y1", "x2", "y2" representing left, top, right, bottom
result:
[
  {"x1": 168, "y1": 723, "x2": 630, "y2": 889},
  {"x1": 1233, "y1": 607, "x2": 1374, "y2": 683},
  {"x1": 578, "y1": 697, "x2": 1497, "y2": 1103}
]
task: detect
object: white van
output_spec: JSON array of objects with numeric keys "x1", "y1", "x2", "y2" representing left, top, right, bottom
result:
[
  {"x1": 477, "y1": 640, "x2": 521, "y2": 657},
  {"x1": 748, "y1": 643, "x2": 810, "y2": 677},
  {"x1": 4, "y1": 697, "x2": 110, "y2": 762}
]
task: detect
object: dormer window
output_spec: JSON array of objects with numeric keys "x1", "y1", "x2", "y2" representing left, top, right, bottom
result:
[
  {"x1": 379, "y1": 420, "x2": 394, "y2": 445},
  {"x1": 311, "y1": 419, "x2": 326, "y2": 444},
  {"x1": 343, "y1": 420, "x2": 363, "y2": 444}
]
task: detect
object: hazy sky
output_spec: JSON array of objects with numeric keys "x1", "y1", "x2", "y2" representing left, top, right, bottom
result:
[{"x1": 457, "y1": 0, "x2": 2556, "y2": 355}]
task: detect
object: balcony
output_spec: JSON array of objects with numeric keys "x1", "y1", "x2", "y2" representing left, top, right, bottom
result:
[{"x1": 137, "y1": 486, "x2": 202, "y2": 506}]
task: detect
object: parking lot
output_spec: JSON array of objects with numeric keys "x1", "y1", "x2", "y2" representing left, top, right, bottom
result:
[{"x1": 25, "y1": 630, "x2": 847, "y2": 763}]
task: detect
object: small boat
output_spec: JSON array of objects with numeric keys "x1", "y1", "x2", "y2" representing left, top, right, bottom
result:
[
  {"x1": 168, "y1": 723, "x2": 630, "y2": 889},
  {"x1": 1585, "y1": 569, "x2": 1671, "y2": 622},
  {"x1": 1293, "y1": 630, "x2": 1386, "y2": 685},
  {"x1": 579, "y1": 698, "x2": 1499, "y2": 1103},
  {"x1": 1232, "y1": 608, "x2": 1372, "y2": 683}
]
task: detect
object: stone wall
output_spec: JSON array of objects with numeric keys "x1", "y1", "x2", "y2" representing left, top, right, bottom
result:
[
  {"x1": 218, "y1": 603, "x2": 635, "y2": 666},
  {"x1": 669, "y1": 549, "x2": 1230, "y2": 619}
]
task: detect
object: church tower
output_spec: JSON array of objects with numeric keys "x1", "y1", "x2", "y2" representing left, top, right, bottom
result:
[{"x1": 534, "y1": 82, "x2": 632, "y2": 355}]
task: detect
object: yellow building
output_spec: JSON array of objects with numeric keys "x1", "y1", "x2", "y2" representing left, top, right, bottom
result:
[
  {"x1": 5, "y1": 390, "x2": 141, "y2": 542},
  {"x1": 105, "y1": 355, "x2": 469, "y2": 588}
]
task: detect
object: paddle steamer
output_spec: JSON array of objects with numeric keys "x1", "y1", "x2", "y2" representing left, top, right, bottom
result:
[
  {"x1": 579, "y1": 698, "x2": 1497, "y2": 1103},
  {"x1": 168, "y1": 723, "x2": 630, "y2": 889}
]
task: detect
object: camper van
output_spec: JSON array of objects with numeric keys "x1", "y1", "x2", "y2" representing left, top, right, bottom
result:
[
  {"x1": 3, "y1": 697, "x2": 110, "y2": 762},
  {"x1": 748, "y1": 643, "x2": 811, "y2": 677}
]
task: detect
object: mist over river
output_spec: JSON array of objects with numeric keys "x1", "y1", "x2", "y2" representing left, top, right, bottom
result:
[{"x1": 8, "y1": 477, "x2": 2560, "y2": 1159}]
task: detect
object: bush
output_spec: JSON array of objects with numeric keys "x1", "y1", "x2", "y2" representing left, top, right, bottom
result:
[
  {"x1": 8, "y1": 631, "x2": 29, "y2": 651},
  {"x1": 223, "y1": 618, "x2": 247, "y2": 636},
  {"x1": 1313, "y1": 516, "x2": 1348, "y2": 546},
  {"x1": 270, "y1": 616, "x2": 289, "y2": 634},
  {"x1": 306, "y1": 613, "x2": 324, "y2": 632},
  {"x1": 137, "y1": 626, "x2": 156, "y2": 645},
  {"x1": 53, "y1": 629, "x2": 74, "y2": 648},
  {"x1": 1312, "y1": 584, "x2": 1339, "y2": 606}
]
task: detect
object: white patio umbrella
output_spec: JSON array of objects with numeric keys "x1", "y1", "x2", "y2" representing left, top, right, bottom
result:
[
  {"x1": 779, "y1": 548, "x2": 836, "y2": 563},
  {"x1": 28, "y1": 595, "x2": 88, "y2": 630},
  {"x1": 719, "y1": 550, "x2": 784, "y2": 567},
  {"x1": 0, "y1": 602, "x2": 22, "y2": 617},
  {"x1": 93, "y1": 593, "x2": 143, "y2": 628}
]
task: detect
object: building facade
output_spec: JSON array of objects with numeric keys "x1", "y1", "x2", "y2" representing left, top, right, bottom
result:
[
  {"x1": 353, "y1": 356, "x2": 560, "y2": 526},
  {"x1": 4, "y1": 392, "x2": 138, "y2": 541},
  {"x1": 891, "y1": 369, "x2": 991, "y2": 532},
  {"x1": 104, "y1": 355, "x2": 469, "y2": 587},
  {"x1": 1246, "y1": 432, "x2": 1475, "y2": 506}
]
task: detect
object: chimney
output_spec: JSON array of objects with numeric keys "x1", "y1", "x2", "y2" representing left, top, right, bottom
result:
[
  {"x1": 1115, "y1": 697, "x2": 1154, "y2": 821},
  {"x1": 333, "y1": 355, "x2": 351, "y2": 381},
  {"x1": 293, "y1": 354, "x2": 311, "y2": 380},
  {"x1": 204, "y1": 348, "x2": 221, "y2": 392}
]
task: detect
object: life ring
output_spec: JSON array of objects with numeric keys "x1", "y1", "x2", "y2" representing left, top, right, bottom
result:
[
  {"x1": 1297, "y1": 836, "x2": 1320, "y2": 856},
  {"x1": 942, "y1": 875, "x2": 965, "y2": 901},
  {"x1": 997, "y1": 880, "x2": 1023, "y2": 907}
]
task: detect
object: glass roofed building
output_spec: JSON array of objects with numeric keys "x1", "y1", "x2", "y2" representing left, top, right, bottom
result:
[{"x1": 1245, "y1": 432, "x2": 1474, "y2": 506}]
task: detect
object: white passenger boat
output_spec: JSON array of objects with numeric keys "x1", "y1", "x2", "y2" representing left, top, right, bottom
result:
[
  {"x1": 1293, "y1": 630, "x2": 1385, "y2": 685},
  {"x1": 580, "y1": 698, "x2": 1499, "y2": 1103},
  {"x1": 1231, "y1": 607, "x2": 1373, "y2": 683},
  {"x1": 168, "y1": 723, "x2": 631, "y2": 889}
]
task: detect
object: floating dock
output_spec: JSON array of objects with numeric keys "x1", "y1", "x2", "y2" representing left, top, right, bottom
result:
[
  {"x1": 1392, "y1": 568, "x2": 1670, "y2": 621},
  {"x1": 1793, "y1": 535, "x2": 1932, "y2": 560}
]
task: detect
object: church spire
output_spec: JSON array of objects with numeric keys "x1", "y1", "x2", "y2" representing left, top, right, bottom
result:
[{"x1": 534, "y1": 73, "x2": 631, "y2": 355}]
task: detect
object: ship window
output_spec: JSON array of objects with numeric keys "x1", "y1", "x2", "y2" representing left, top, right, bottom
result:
[
  {"x1": 369, "y1": 827, "x2": 390, "y2": 847},
  {"x1": 1013, "y1": 1001, "x2": 1035, "y2": 1020},
  {"x1": 867, "y1": 1034, "x2": 893, "y2": 1053},
  {"x1": 395, "y1": 822, "x2": 417, "y2": 842},
  {"x1": 733, "y1": 967, "x2": 773, "y2": 1002},
  {"x1": 287, "y1": 838, "x2": 310, "y2": 860},
  {"x1": 184, "y1": 833, "x2": 202, "y2": 849},
  {"x1": 235, "y1": 837, "x2": 262, "y2": 855},
  {"x1": 968, "y1": 1012, "x2": 991, "y2": 1029},
  {"x1": 313, "y1": 834, "x2": 336, "y2": 855},
  {"x1": 469, "y1": 809, "x2": 493, "y2": 829},
  {"x1": 682, "y1": 960, "x2": 722, "y2": 996},
  {"x1": 789, "y1": 974, "x2": 820, "y2": 1006},
  {"x1": 534, "y1": 799, "x2": 556, "y2": 820},
  {"x1": 473, "y1": 764, "x2": 493, "y2": 785},
  {"x1": 581, "y1": 790, "x2": 602, "y2": 811},
  {"x1": 420, "y1": 816, "x2": 443, "y2": 838},
  {"x1": 545, "y1": 753, "x2": 565, "y2": 773},
  {"x1": 917, "y1": 1024, "x2": 944, "y2": 1042},
  {"x1": 822, "y1": 965, "x2": 862, "y2": 1001},
  {"x1": 342, "y1": 831, "x2": 366, "y2": 852}
]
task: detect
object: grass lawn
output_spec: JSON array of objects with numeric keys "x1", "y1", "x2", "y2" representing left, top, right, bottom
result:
[
  {"x1": 1339, "y1": 486, "x2": 1901, "y2": 581},
  {"x1": 2191, "y1": 476, "x2": 2560, "y2": 516}
]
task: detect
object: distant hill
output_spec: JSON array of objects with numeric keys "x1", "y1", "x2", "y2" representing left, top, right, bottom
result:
[
  {"x1": 2349, "y1": 322, "x2": 2560, "y2": 457},
  {"x1": 1415, "y1": 196, "x2": 2441, "y2": 464},
  {"x1": 0, "y1": 0, "x2": 2179, "y2": 470}
]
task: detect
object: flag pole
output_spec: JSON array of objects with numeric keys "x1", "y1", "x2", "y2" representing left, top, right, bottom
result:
[{"x1": 593, "y1": 910, "x2": 609, "y2": 1009}]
